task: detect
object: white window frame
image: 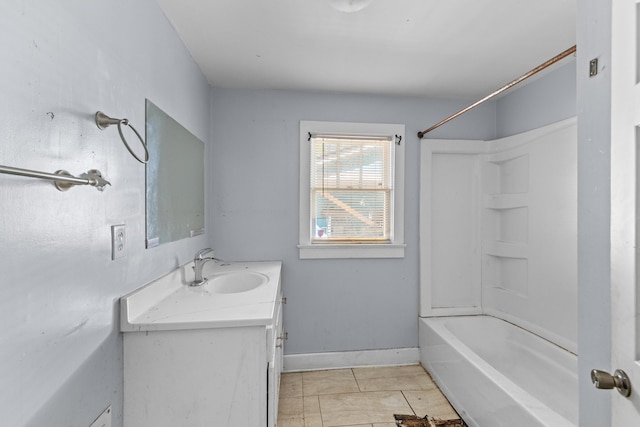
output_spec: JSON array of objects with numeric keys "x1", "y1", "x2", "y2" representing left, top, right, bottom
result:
[{"x1": 298, "y1": 120, "x2": 406, "y2": 259}]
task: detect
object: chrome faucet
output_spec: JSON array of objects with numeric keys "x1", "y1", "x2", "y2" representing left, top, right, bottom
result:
[{"x1": 190, "y1": 248, "x2": 216, "y2": 286}]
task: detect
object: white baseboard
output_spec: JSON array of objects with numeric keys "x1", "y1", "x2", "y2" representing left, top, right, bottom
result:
[{"x1": 283, "y1": 347, "x2": 420, "y2": 372}]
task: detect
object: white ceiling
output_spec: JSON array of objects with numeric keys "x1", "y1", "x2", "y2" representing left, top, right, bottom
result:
[{"x1": 155, "y1": 0, "x2": 576, "y2": 99}]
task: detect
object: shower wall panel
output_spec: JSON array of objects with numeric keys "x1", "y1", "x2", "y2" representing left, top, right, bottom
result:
[
  {"x1": 420, "y1": 141, "x2": 483, "y2": 317},
  {"x1": 482, "y1": 119, "x2": 577, "y2": 352}
]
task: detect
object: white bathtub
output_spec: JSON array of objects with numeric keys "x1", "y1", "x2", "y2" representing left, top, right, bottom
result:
[{"x1": 419, "y1": 316, "x2": 577, "y2": 427}]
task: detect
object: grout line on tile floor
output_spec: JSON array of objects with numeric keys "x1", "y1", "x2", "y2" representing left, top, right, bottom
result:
[
  {"x1": 400, "y1": 390, "x2": 418, "y2": 418},
  {"x1": 280, "y1": 366, "x2": 461, "y2": 427},
  {"x1": 350, "y1": 368, "x2": 362, "y2": 393},
  {"x1": 305, "y1": 394, "x2": 324, "y2": 427}
]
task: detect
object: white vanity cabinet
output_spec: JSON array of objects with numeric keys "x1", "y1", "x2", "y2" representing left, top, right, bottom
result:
[{"x1": 121, "y1": 261, "x2": 283, "y2": 427}]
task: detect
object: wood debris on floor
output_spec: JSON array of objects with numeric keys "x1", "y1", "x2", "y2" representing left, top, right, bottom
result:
[{"x1": 394, "y1": 414, "x2": 467, "y2": 427}]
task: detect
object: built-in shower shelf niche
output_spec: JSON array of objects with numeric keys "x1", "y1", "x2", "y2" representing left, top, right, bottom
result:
[
  {"x1": 483, "y1": 193, "x2": 528, "y2": 209},
  {"x1": 484, "y1": 153, "x2": 530, "y2": 195},
  {"x1": 484, "y1": 206, "x2": 529, "y2": 244},
  {"x1": 482, "y1": 146, "x2": 531, "y2": 303},
  {"x1": 482, "y1": 240, "x2": 528, "y2": 258},
  {"x1": 483, "y1": 254, "x2": 529, "y2": 297}
]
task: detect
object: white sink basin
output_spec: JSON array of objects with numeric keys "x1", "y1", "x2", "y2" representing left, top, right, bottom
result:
[
  {"x1": 120, "y1": 261, "x2": 282, "y2": 331},
  {"x1": 208, "y1": 271, "x2": 268, "y2": 293}
]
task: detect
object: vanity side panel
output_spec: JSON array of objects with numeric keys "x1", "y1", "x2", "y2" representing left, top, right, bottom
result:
[
  {"x1": 268, "y1": 291, "x2": 284, "y2": 427},
  {"x1": 124, "y1": 327, "x2": 266, "y2": 427}
]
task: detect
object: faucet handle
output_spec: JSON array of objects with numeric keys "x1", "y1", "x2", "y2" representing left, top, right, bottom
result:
[{"x1": 194, "y1": 248, "x2": 214, "y2": 260}]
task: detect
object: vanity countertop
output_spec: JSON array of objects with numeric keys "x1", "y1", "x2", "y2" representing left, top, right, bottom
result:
[{"x1": 120, "y1": 261, "x2": 282, "y2": 332}]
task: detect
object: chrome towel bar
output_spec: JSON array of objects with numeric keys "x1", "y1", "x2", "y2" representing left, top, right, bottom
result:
[{"x1": 0, "y1": 165, "x2": 111, "y2": 191}]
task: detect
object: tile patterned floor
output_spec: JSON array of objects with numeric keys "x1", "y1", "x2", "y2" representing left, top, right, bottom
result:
[{"x1": 277, "y1": 364, "x2": 460, "y2": 427}]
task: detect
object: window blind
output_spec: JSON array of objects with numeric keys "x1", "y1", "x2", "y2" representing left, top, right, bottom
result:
[{"x1": 310, "y1": 134, "x2": 394, "y2": 243}]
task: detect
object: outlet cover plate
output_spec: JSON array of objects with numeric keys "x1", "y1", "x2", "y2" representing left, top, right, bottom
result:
[
  {"x1": 89, "y1": 406, "x2": 111, "y2": 427},
  {"x1": 111, "y1": 224, "x2": 126, "y2": 260}
]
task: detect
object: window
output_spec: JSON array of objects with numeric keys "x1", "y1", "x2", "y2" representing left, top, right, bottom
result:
[{"x1": 299, "y1": 121, "x2": 405, "y2": 259}]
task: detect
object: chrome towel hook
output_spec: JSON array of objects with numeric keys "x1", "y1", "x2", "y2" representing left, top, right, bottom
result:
[{"x1": 95, "y1": 111, "x2": 149, "y2": 164}]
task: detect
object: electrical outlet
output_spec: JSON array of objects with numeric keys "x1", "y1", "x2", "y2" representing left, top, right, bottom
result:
[
  {"x1": 111, "y1": 224, "x2": 126, "y2": 260},
  {"x1": 89, "y1": 406, "x2": 111, "y2": 427}
]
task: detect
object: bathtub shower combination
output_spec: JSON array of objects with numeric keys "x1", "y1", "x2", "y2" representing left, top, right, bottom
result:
[
  {"x1": 419, "y1": 119, "x2": 578, "y2": 427},
  {"x1": 420, "y1": 316, "x2": 577, "y2": 427}
]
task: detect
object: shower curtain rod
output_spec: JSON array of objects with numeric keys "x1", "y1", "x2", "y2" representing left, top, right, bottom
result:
[{"x1": 417, "y1": 45, "x2": 577, "y2": 139}]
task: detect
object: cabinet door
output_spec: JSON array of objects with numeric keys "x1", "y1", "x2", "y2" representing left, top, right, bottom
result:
[
  {"x1": 124, "y1": 327, "x2": 266, "y2": 427},
  {"x1": 268, "y1": 296, "x2": 284, "y2": 427}
]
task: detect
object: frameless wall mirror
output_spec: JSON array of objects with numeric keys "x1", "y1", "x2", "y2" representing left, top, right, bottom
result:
[{"x1": 145, "y1": 99, "x2": 205, "y2": 248}]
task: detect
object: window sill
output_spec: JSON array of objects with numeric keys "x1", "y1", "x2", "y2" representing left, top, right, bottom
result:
[{"x1": 297, "y1": 243, "x2": 406, "y2": 259}]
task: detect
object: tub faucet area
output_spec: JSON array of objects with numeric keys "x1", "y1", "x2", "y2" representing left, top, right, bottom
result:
[{"x1": 191, "y1": 248, "x2": 216, "y2": 286}]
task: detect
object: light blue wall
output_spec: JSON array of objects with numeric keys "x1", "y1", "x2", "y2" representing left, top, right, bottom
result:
[
  {"x1": 209, "y1": 88, "x2": 497, "y2": 355},
  {"x1": 496, "y1": 60, "x2": 577, "y2": 137},
  {"x1": 0, "y1": 1, "x2": 211, "y2": 426}
]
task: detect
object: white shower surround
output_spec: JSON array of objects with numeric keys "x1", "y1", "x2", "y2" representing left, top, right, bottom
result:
[
  {"x1": 419, "y1": 118, "x2": 577, "y2": 424},
  {"x1": 420, "y1": 117, "x2": 577, "y2": 351}
]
